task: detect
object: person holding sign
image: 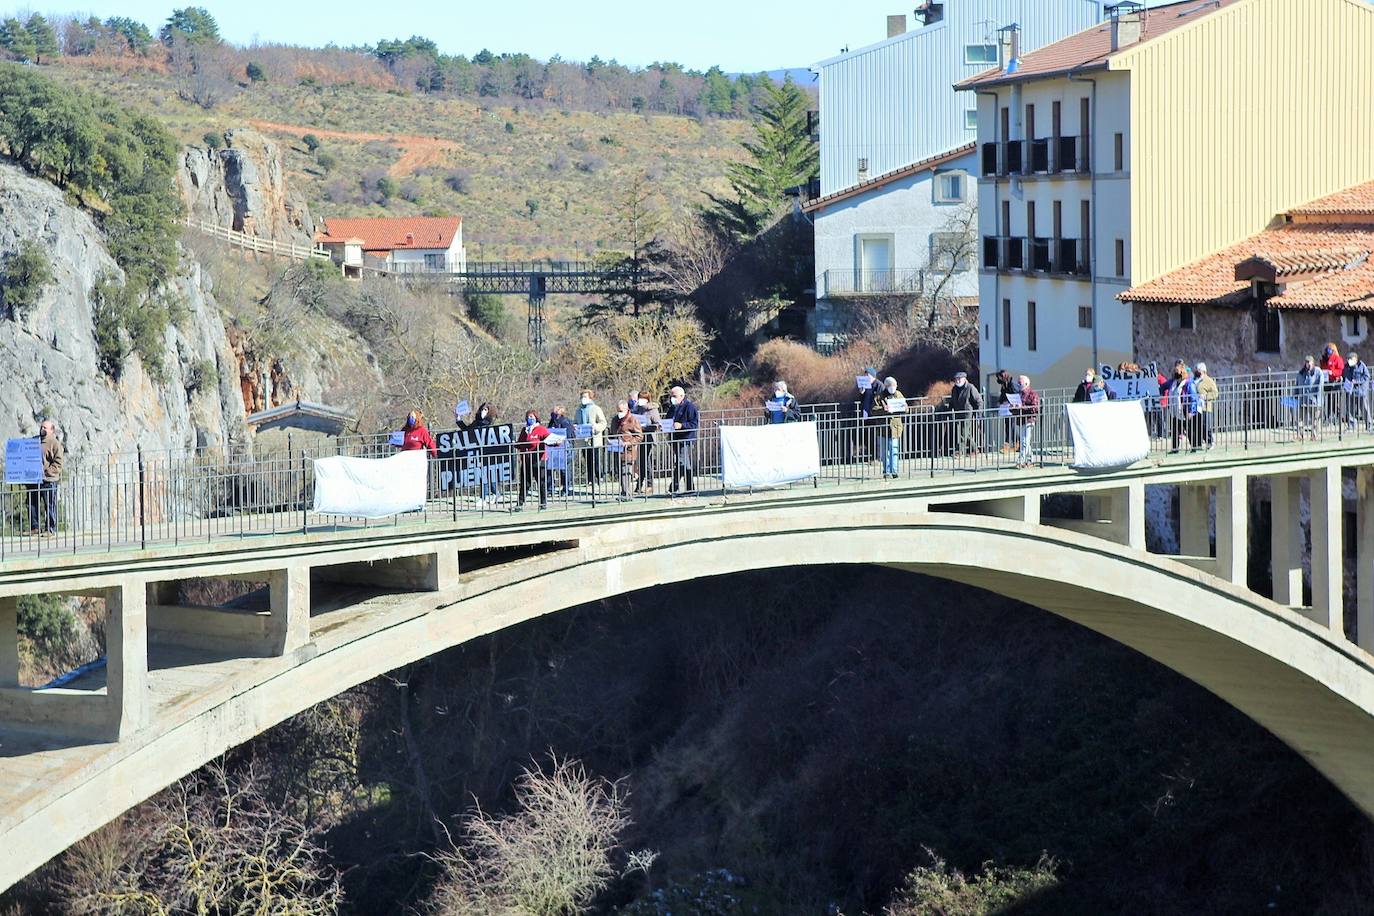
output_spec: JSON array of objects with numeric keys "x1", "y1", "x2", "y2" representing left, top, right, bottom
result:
[
  {"x1": 630, "y1": 391, "x2": 662, "y2": 493},
  {"x1": 764, "y1": 381, "x2": 801, "y2": 424},
  {"x1": 872, "y1": 377, "x2": 906, "y2": 478},
  {"x1": 27, "y1": 419, "x2": 63, "y2": 536},
  {"x1": 516, "y1": 410, "x2": 550, "y2": 510},
  {"x1": 397, "y1": 410, "x2": 438, "y2": 457},
  {"x1": 948, "y1": 372, "x2": 983, "y2": 456},
  {"x1": 1195, "y1": 363, "x2": 1219, "y2": 449},
  {"x1": 610, "y1": 402, "x2": 644, "y2": 499},
  {"x1": 1346, "y1": 352, "x2": 1372, "y2": 431},
  {"x1": 545, "y1": 406, "x2": 576, "y2": 496},
  {"x1": 1013, "y1": 376, "x2": 1040, "y2": 469},
  {"x1": 665, "y1": 385, "x2": 699, "y2": 494},
  {"x1": 575, "y1": 390, "x2": 609, "y2": 489},
  {"x1": 1165, "y1": 365, "x2": 1200, "y2": 454},
  {"x1": 1295, "y1": 356, "x2": 1323, "y2": 441}
]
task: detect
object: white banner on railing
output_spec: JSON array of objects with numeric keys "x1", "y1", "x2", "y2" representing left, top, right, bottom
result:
[
  {"x1": 1066, "y1": 401, "x2": 1150, "y2": 469},
  {"x1": 312, "y1": 450, "x2": 427, "y2": 518},
  {"x1": 720, "y1": 421, "x2": 820, "y2": 488}
]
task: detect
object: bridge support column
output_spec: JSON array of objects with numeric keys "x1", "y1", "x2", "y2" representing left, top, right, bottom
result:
[
  {"x1": 1179, "y1": 485, "x2": 1212, "y2": 558},
  {"x1": 268, "y1": 566, "x2": 310, "y2": 655},
  {"x1": 0, "y1": 596, "x2": 17, "y2": 687},
  {"x1": 1271, "y1": 475, "x2": 1304, "y2": 607},
  {"x1": 1311, "y1": 465, "x2": 1343, "y2": 631},
  {"x1": 1120, "y1": 481, "x2": 1146, "y2": 551},
  {"x1": 1216, "y1": 473, "x2": 1248, "y2": 587},
  {"x1": 106, "y1": 579, "x2": 149, "y2": 740},
  {"x1": 1359, "y1": 468, "x2": 1374, "y2": 652}
]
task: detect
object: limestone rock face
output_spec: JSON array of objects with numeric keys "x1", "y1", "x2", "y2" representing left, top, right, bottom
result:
[
  {"x1": 178, "y1": 128, "x2": 313, "y2": 244},
  {"x1": 0, "y1": 161, "x2": 247, "y2": 460}
]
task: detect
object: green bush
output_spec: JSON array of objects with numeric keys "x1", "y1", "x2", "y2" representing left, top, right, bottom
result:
[
  {"x1": 302, "y1": 132, "x2": 320, "y2": 152},
  {"x1": 185, "y1": 357, "x2": 219, "y2": 394},
  {"x1": 17, "y1": 594, "x2": 73, "y2": 647},
  {"x1": 315, "y1": 151, "x2": 337, "y2": 172},
  {"x1": 376, "y1": 176, "x2": 398, "y2": 199},
  {"x1": 0, "y1": 63, "x2": 182, "y2": 296},
  {"x1": 202, "y1": 131, "x2": 223, "y2": 149},
  {"x1": 246, "y1": 61, "x2": 265, "y2": 83},
  {"x1": 1, "y1": 240, "x2": 54, "y2": 320},
  {"x1": 90, "y1": 272, "x2": 132, "y2": 378},
  {"x1": 885, "y1": 853, "x2": 1059, "y2": 915},
  {"x1": 465, "y1": 293, "x2": 509, "y2": 336}
]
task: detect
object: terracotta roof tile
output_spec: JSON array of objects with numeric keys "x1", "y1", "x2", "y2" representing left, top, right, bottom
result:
[
  {"x1": 316, "y1": 216, "x2": 462, "y2": 252},
  {"x1": 802, "y1": 144, "x2": 976, "y2": 214},
  {"x1": 1290, "y1": 179, "x2": 1374, "y2": 217},
  {"x1": 957, "y1": 0, "x2": 1242, "y2": 89}
]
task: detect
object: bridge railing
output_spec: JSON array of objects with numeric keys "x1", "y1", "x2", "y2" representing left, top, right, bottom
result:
[{"x1": 0, "y1": 371, "x2": 1368, "y2": 560}]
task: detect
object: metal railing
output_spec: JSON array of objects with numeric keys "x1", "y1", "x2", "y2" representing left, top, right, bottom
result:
[
  {"x1": 822, "y1": 269, "x2": 933, "y2": 298},
  {"x1": 2, "y1": 372, "x2": 1371, "y2": 562}
]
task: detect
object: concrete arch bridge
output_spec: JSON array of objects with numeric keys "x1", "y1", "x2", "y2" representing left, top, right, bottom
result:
[{"x1": 3, "y1": 443, "x2": 1374, "y2": 891}]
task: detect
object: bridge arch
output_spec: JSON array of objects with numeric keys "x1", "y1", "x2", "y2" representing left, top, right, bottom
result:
[{"x1": 5, "y1": 506, "x2": 1374, "y2": 891}]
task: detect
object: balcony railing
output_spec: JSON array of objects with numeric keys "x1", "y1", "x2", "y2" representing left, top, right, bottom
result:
[
  {"x1": 1029, "y1": 236, "x2": 1053, "y2": 272},
  {"x1": 1056, "y1": 238, "x2": 1089, "y2": 276},
  {"x1": 981, "y1": 142, "x2": 999, "y2": 177},
  {"x1": 1027, "y1": 139, "x2": 1051, "y2": 174},
  {"x1": 981, "y1": 236, "x2": 1026, "y2": 272},
  {"x1": 822, "y1": 268, "x2": 933, "y2": 298},
  {"x1": 981, "y1": 137, "x2": 1092, "y2": 177},
  {"x1": 982, "y1": 237, "x2": 1087, "y2": 277},
  {"x1": 1056, "y1": 136, "x2": 1087, "y2": 174},
  {"x1": 1003, "y1": 141, "x2": 1023, "y2": 175}
]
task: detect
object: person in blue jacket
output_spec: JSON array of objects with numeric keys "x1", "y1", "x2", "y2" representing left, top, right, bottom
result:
[
  {"x1": 765, "y1": 380, "x2": 801, "y2": 424},
  {"x1": 665, "y1": 385, "x2": 699, "y2": 493}
]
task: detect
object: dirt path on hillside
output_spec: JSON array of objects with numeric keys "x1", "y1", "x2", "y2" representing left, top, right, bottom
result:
[{"x1": 247, "y1": 119, "x2": 459, "y2": 176}]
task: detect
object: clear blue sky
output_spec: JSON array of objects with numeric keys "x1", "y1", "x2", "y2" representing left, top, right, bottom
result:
[{"x1": 35, "y1": 0, "x2": 922, "y2": 72}]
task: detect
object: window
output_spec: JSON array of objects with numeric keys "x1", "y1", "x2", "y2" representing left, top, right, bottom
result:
[
  {"x1": 965, "y1": 43, "x2": 998, "y2": 65},
  {"x1": 1114, "y1": 133, "x2": 1124, "y2": 171},
  {"x1": 930, "y1": 232, "x2": 973, "y2": 272},
  {"x1": 965, "y1": 109, "x2": 978, "y2": 131},
  {"x1": 1343, "y1": 313, "x2": 1368, "y2": 343},
  {"x1": 857, "y1": 157, "x2": 869, "y2": 180},
  {"x1": 1078, "y1": 306, "x2": 1093, "y2": 329},
  {"x1": 1169, "y1": 304, "x2": 1196, "y2": 331},
  {"x1": 1002, "y1": 298, "x2": 1013, "y2": 348},
  {"x1": 1256, "y1": 309, "x2": 1282, "y2": 354},
  {"x1": 1027, "y1": 301, "x2": 1038, "y2": 351},
  {"x1": 934, "y1": 171, "x2": 966, "y2": 203},
  {"x1": 423, "y1": 253, "x2": 444, "y2": 270},
  {"x1": 1114, "y1": 239, "x2": 1126, "y2": 277}
]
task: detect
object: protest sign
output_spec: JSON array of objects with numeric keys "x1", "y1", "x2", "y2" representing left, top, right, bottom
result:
[
  {"x1": 434, "y1": 424, "x2": 516, "y2": 489},
  {"x1": 3, "y1": 438, "x2": 41, "y2": 484}
]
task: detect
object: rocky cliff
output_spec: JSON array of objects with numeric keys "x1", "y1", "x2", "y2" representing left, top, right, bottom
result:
[
  {"x1": 178, "y1": 128, "x2": 313, "y2": 244},
  {"x1": 0, "y1": 162, "x2": 247, "y2": 459}
]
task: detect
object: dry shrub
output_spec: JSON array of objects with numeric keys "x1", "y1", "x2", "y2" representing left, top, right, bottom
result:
[
  {"x1": 428, "y1": 756, "x2": 631, "y2": 916},
  {"x1": 751, "y1": 338, "x2": 864, "y2": 406},
  {"x1": 555, "y1": 313, "x2": 710, "y2": 401},
  {"x1": 883, "y1": 850, "x2": 1058, "y2": 915}
]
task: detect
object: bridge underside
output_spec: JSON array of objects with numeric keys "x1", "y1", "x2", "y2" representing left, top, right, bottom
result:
[{"x1": 4, "y1": 478, "x2": 1374, "y2": 892}]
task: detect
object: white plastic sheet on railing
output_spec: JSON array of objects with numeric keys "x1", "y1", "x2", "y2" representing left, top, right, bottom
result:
[
  {"x1": 1066, "y1": 401, "x2": 1150, "y2": 470},
  {"x1": 720, "y1": 421, "x2": 821, "y2": 488},
  {"x1": 312, "y1": 450, "x2": 427, "y2": 518}
]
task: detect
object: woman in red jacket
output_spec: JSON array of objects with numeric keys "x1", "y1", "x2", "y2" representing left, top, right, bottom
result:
[
  {"x1": 398, "y1": 410, "x2": 438, "y2": 456},
  {"x1": 516, "y1": 409, "x2": 549, "y2": 509},
  {"x1": 1320, "y1": 343, "x2": 1346, "y2": 425}
]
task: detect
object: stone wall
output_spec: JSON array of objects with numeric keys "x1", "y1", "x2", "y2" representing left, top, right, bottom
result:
[
  {"x1": 1133, "y1": 301, "x2": 1352, "y2": 377},
  {"x1": 178, "y1": 129, "x2": 313, "y2": 244}
]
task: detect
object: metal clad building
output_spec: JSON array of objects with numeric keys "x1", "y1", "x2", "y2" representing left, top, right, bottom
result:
[{"x1": 815, "y1": 1, "x2": 1106, "y2": 198}]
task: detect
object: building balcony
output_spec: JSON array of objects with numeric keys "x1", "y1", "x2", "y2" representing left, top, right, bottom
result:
[
  {"x1": 981, "y1": 236, "x2": 1025, "y2": 272},
  {"x1": 981, "y1": 137, "x2": 1091, "y2": 178},
  {"x1": 1027, "y1": 139, "x2": 1051, "y2": 174},
  {"x1": 822, "y1": 268, "x2": 928, "y2": 298}
]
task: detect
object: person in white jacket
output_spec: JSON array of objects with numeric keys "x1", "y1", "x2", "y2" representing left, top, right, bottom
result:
[{"x1": 574, "y1": 389, "x2": 609, "y2": 488}]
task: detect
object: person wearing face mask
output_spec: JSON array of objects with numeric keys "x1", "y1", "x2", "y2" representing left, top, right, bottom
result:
[
  {"x1": 995, "y1": 369, "x2": 1022, "y2": 453},
  {"x1": 1320, "y1": 342, "x2": 1346, "y2": 426},
  {"x1": 765, "y1": 380, "x2": 800, "y2": 424},
  {"x1": 1346, "y1": 351, "x2": 1372, "y2": 432},
  {"x1": 947, "y1": 371, "x2": 983, "y2": 457},
  {"x1": 1165, "y1": 364, "x2": 1199, "y2": 454},
  {"x1": 1013, "y1": 375, "x2": 1040, "y2": 469},
  {"x1": 609, "y1": 400, "x2": 644, "y2": 499},
  {"x1": 665, "y1": 385, "x2": 699, "y2": 493},
  {"x1": 1072, "y1": 369, "x2": 1097, "y2": 404},
  {"x1": 872, "y1": 376, "x2": 906, "y2": 478},
  {"x1": 1194, "y1": 362, "x2": 1218, "y2": 449},
  {"x1": 515, "y1": 409, "x2": 549, "y2": 509},
  {"x1": 457, "y1": 403, "x2": 500, "y2": 506},
  {"x1": 574, "y1": 389, "x2": 609, "y2": 490},
  {"x1": 629, "y1": 390, "x2": 662, "y2": 492},
  {"x1": 1295, "y1": 355, "x2": 1323, "y2": 440},
  {"x1": 545, "y1": 405, "x2": 576, "y2": 496},
  {"x1": 397, "y1": 409, "x2": 438, "y2": 456}
]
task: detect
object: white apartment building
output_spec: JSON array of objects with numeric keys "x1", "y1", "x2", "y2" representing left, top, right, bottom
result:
[{"x1": 805, "y1": 0, "x2": 1106, "y2": 349}]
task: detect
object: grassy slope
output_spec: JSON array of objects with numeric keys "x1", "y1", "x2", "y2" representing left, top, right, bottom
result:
[{"x1": 50, "y1": 60, "x2": 751, "y2": 261}]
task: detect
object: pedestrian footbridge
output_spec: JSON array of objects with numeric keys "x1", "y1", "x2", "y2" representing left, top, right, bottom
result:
[{"x1": 5, "y1": 435, "x2": 1374, "y2": 891}]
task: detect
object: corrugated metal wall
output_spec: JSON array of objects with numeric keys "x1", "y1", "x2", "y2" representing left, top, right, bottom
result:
[
  {"x1": 1122, "y1": 0, "x2": 1374, "y2": 283},
  {"x1": 817, "y1": 0, "x2": 1105, "y2": 196}
]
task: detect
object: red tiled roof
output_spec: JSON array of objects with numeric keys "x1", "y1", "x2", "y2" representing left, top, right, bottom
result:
[
  {"x1": 957, "y1": 0, "x2": 1242, "y2": 89},
  {"x1": 1291, "y1": 179, "x2": 1374, "y2": 217},
  {"x1": 801, "y1": 144, "x2": 976, "y2": 214},
  {"x1": 316, "y1": 216, "x2": 462, "y2": 252},
  {"x1": 1120, "y1": 181, "x2": 1374, "y2": 312}
]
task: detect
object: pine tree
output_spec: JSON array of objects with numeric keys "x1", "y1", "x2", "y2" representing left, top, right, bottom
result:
[
  {"x1": 25, "y1": 14, "x2": 58, "y2": 63},
  {"x1": 703, "y1": 76, "x2": 817, "y2": 240},
  {"x1": 0, "y1": 18, "x2": 38, "y2": 62}
]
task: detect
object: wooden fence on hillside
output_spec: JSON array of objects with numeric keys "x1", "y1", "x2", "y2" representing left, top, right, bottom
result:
[{"x1": 182, "y1": 218, "x2": 332, "y2": 264}]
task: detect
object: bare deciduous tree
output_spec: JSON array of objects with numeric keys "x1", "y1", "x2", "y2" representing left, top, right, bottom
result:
[{"x1": 428, "y1": 756, "x2": 632, "y2": 916}]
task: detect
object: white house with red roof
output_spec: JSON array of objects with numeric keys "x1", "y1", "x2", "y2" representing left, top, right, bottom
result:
[{"x1": 315, "y1": 216, "x2": 466, "y2": 278}]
